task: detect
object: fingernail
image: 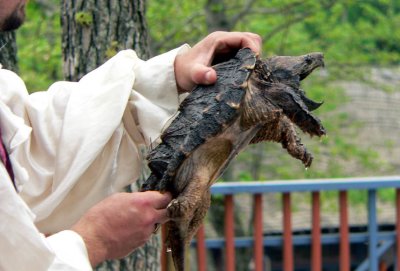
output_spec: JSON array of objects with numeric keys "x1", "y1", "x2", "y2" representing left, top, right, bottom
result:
[
  {"x1": 205, "y1": 70, "x2": 215, "y2": 84},
  {"x1": 205, "y1": 70, "x2": 212, "y2": 83}
]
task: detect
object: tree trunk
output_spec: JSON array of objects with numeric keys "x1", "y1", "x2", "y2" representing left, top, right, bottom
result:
[
  {"x1": 61, "y1": 1, "x2": 159, "y2": 270},
  {"x1": 61, "y1": 0, "x2": 150, "y2": 81},
  {"x1": 0, "y1": 31, "x2": 18, "y2": 73}
]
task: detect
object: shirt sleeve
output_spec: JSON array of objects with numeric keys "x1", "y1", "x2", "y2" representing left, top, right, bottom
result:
[
  {"x1": 0, "y1": 165, "x2": 54, "y2": 271},
  {"x1": 128, "y1": 44, "x2": 190, "y2": 145},
  {"x1": 2, "y1": 45, "x2": 190, "y2": 233},
  {"x1": 46, "y1": 230, "x2": 92, "y2": 271},
  {"x1": 0, "y1": 165, "x2": 92, "y2": 270}
]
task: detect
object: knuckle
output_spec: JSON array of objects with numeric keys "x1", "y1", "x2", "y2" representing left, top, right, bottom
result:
[
  {"x1": 132, "y1": 194, "x2": 152, "y2": 208},
  {"x1": 245, "y1": 32, "x2": 261, "y2": 40},
  {"x1": 209, "y1": 31, "x2": 226, "y2": 43},
  {"x1": 211, "y1": 30, "x2": 224, "y2": 37},
  {"x1": 253, "y1": 33, "x2": 262, "y2": 41}
]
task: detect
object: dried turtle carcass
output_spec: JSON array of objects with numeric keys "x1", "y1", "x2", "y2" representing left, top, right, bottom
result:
[{"x1": 141, "y1": 48, "x2": 325, "y2": 271}]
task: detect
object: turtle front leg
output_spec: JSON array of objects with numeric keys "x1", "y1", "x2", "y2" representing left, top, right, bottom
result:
[
  {"x1": 278, "y1": 117, "x2": 313, "y2": 167},
  {"x1": 250, "y1": 115, "x2": 313, "y2": 167}
]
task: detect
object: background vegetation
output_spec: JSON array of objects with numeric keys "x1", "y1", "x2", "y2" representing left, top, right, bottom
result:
[
  {"x1": 16, "y1": 0, "x2": 399, "y2": 195},
  {"x1": 145, "y1": 0, "x2": 400, "y2": 183}
]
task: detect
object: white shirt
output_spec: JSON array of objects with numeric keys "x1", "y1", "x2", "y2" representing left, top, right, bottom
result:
[{"x1": 0, "y1": 45, "x2": 189, "y2": 270}]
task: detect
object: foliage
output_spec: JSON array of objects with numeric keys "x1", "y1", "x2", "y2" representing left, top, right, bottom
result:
[
  {"x1": 146, "y1": 0, "x2": 400, "y2": 185},
  {"x1": 147, "y1": 0, "x2": 400, "y2": 66},
  {"x1": 16, "y1": 1, "x2": 62, "y2": 92},
  {"x1": 74, "y1": 11, "x2": 93, "y2": 26}
]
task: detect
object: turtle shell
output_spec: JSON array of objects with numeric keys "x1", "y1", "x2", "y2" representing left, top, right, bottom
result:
[
  {"x1": 141, "y1": 47, "x2": 326, "y2": 271},
  {"x1": 142, "y1": 48, "x2": 257, "y2": 194}
]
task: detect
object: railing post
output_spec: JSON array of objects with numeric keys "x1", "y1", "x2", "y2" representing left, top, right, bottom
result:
[
  {"x1": 395, "y1": 189, "x2": 400, "y2": 271},
  {"x1": 283, "y1": 193, "x2": 293, "y2": 271},
  {"x1": 225, "y1": 194, "x2": 235, "y2": 271},
  {"x1": 312, "y1": 191, "x2": 321, "y2": 271},
  {"x1": 196, "y1": 225, "x2": 207, "y2": 271},
  {"x1": 339, "y1": 190, "x2": 350, "y2": 271},
  {"x1": 396, "y1": 189, "x2": 400, "y2": 270},
  {"x1": 379, "y1": 262, "x2": 387, "y2": 271},
  {"x1": 161, "y1": 224, "x2": 170, "y2": 271},
  {"x1": 368, "y1": 189, "x2": 378, "y2": 271},
  {"x1": 254, "y1": 194, "x2": 264, "y2": 271}
]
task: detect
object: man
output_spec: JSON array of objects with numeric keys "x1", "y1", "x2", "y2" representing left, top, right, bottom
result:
[{"x1": 0, "y1": 0, "x2": 261, "y2": 270}]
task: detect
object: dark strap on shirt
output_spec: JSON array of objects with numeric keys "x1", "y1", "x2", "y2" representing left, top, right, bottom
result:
[{"x1": 0, "y1": 126, "x2": 16, "y2": 190}]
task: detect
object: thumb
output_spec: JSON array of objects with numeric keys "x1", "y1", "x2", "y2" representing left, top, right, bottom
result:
[{"x1": 191, "y1": 64, "x2": 217, "y2": 86}]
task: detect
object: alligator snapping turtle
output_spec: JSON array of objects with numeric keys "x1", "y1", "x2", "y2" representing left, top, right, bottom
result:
[{"x1": 141, "y1": 48, "x2": 325, "y2": 271}]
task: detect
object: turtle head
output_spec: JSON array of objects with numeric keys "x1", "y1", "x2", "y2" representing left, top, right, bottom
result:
[
  {"x1": 250, "y1": 52, "x2": 326, "y2": 137},
  {"x1": 262, "y1": 52, "x2": 324, "y2": 89}
]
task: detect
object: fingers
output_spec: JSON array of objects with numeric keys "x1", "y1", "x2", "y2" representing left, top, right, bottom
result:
[
  {"x1": 191, "y1": 64, "x2": 217, "y2": 85},
  {"x1": 140, "y1": 191, "x2": 172, "y2": 209},
  {"x1": 190, "y1": 32, "x2": 261, "y2": 86},
  {"x1": 71, "y1": 191, "x2": 173, "y2": 265},
  {"x1": 210, "y1": 31, "x2": 262, "y2": 55},
  {"x1": 139, "y1": 192, "x2": 170, "y2": 235},
  {"x1": 239, "y1": 32, "x2": 262, "y2": 54},
  {"x1": 174, "y1": 31, "x2": 262, "y2": 92}
]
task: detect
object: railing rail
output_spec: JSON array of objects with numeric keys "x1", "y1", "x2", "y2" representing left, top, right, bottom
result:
[
  {"x1": 162, "y1": 176, "x2": 400, "y2": 270},
  {"x1": 209, "y1": 176, "x2": 400, "y2": 194}
]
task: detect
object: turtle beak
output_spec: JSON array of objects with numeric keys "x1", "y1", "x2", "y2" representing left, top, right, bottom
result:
[
  {"x1": 299, "y1": 89, "x2": 324, "y2": 111},
  {"x1": 264, "y1": 84, "x2": 326, "y2": 137},
  {"x1": 262, "y1": 53, "x2": 324, "y2": 88},
  {"x1": 297, "y1": 53, "x2": 324, "y2": 111},
  {"x1": 299, "y1": 53, "x2": 324, "y2": 80}
]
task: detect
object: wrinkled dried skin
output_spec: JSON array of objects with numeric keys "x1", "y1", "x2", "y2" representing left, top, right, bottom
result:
[{"x1": 142, "y1": 48, "x2": 326, "y2": 271}]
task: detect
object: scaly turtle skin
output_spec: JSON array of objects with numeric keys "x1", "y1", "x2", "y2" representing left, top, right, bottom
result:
[{"x1": 141, "y1": 48, "x2": 325, "y2": 271}]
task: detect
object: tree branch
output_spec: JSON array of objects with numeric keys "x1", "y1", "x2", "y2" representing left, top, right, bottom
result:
[
  {"x1": 150, "y1": 10, "x2": 205, "y2": 54},
  {"x1": 230, "y1": 0, "x2": 258, "y2": 27},
  {"x1": 263, "y1": 12, "x2": 312, "y2": 42},
  {"x1": 262, "y1": 0, "x2": 339, "y2": 43}
]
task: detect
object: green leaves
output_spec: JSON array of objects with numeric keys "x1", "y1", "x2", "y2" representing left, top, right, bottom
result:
[
  {"x1": 148, "y1": 0, "x2": 400, "y2": 64},
  {"x1": 16, "y1": 1, "x2": 62, "y2": 92}
]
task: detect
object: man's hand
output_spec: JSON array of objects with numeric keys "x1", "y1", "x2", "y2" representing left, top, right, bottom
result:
[
  {"x1": 71, "y1": 191, "x2": 172, "y2": 267},
  {"x1": 174, "y1": 31, "x2": 262, "y2": 93}
]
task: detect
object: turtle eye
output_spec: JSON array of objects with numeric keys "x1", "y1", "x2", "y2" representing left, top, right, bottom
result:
[{"x1": 305, "y1": 55, "x2": 313, "y2": 65}]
